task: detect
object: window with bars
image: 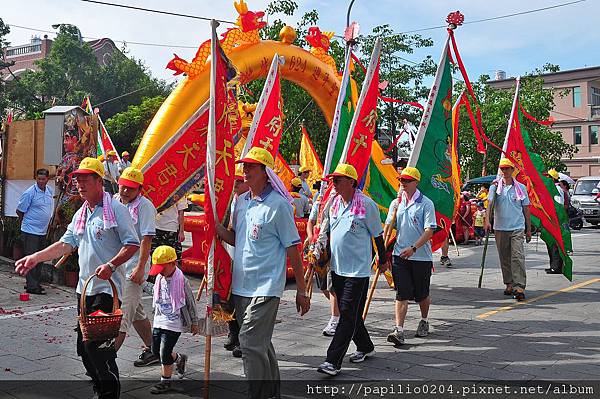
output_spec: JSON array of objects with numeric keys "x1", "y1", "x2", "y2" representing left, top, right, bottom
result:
[
  {"x1": 573, "y1": 86, "x2": 582, "y2": 108},
  {"x1": 574, "y1": 126, "x2": 582, "y2": 145},
  {"x1": 591, "y1": 87, "x2": 600, "y2": 106},
  {"x1": 590, "y1": 126, "x2": 599, "y2": 145}
]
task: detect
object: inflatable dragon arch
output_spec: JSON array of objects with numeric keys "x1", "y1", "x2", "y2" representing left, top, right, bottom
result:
[{"x1": 133, "y1": 0, "x2": 344, "y2": 169}]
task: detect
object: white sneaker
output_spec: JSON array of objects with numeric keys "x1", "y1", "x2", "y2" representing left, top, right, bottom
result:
[{"x1": 322, "y1": 318, "x2": 338, "y2": 337}]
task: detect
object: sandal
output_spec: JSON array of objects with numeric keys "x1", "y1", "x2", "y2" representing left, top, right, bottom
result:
[{"x1": 503, "y1": 287, "x2": 513, "y2": 296}]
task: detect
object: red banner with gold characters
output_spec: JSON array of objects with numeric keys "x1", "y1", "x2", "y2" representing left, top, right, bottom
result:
[
  {"x1": 242, "y1": 54, "x2": 284, "y2": 159},
  {"x1": 141, "y1": 103, "x2": 209, "y2": 212},
  {"x1": 341, "y1": 39, "x2": 381, "y2": 182},
  {"x1": 203, "y1": 32, "x2": 239, "y2": 305},
  {"x1": 141, "y1": 94, "x2": 240, "y2": 213}
]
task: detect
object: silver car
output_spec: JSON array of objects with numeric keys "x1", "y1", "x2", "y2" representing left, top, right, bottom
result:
[{"x1": 571, "y1": 176, "x2": 600, "y2": 225}]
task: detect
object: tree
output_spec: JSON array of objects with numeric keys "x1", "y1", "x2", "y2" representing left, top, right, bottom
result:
[
  {"x1": 456, "y1": 65, "x2": 577, "y2": 180},
  {"x1": 242, "y1": 1, "x2": 435, "y2": 163},
  {"x1": 3, "y1": 24, "x2": 171, "y2": 120},
  {"x1": 104, "y1": 95, "x2": 165, "y2": 155},
  {"x1": 0, "y1": 18, "x2": 12, "y2": 120}
]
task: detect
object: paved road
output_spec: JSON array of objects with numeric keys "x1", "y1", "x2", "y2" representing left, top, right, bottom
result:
[{"x1": 1, "y1": 227, "x2": 599, "y2": 398}]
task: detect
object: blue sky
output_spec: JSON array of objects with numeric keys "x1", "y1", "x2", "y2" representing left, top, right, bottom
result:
[{"x1": 3, "y1": 0, "x2": 599, "y2": 85}]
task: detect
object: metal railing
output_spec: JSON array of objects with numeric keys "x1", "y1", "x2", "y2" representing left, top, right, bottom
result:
[{"x1": 5, "y1": 44, "x2": 42, "y2": 58}]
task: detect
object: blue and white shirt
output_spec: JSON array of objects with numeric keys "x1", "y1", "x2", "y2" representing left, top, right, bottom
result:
[{"x1": 231, "y1": 184, "x2": 301, "y2": 298}]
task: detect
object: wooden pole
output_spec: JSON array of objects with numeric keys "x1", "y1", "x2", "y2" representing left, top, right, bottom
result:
[
  {"x1": 478, "y1": 198, "x2": 496, "y2": 288},
  {"x1": 362, "y1": 258, "x2": 380, "y2": 320},
  {"x1": 196, "y1": 276, "x2": 207, "y2": 301},
  {"x1": 363, "y1": 231, "x2": 395, "y2": 320},
  {"x1": 203, "y1": 334, "x2": 211, "y2": 399},
  {"x1": 53, "y1": 253, "x2": 71, "y2": 269},
  {"x1": 448, "y1": 226, "x2": 460, "y2": 257}
]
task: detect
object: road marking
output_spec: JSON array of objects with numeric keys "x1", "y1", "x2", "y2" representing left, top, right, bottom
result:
[{"x1": 476, "y1": 277, "x2": 600, "y2": 320}]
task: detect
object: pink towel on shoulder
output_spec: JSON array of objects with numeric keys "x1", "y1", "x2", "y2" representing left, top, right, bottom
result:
[{"x1": 74, "y1": 191, "x2": 118, "y2": 234}]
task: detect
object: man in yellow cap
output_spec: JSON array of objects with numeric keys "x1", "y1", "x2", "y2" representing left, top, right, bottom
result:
[
  {"x1": 298, "y1": 165, "x2": 313, "y2": 199},
  {"x1": 216, "y1": 147, "x2": 310, "y2": 398},
  {"x1": 15, "y1": 157, "x2": 140, "y2": 398},
  {"x1": 316, "y1": 163, "x2": 389, "y2": 376},
  {"x1": 118, "y1": 151, "x2": 132, "y2": 174},
  {"x1": 103, "y1": 150, "x2": 120, "y2": 194},
  {"x1": 290, "y1": 177, "x2": 310, "y2": 218},
  {"x1": 112, "y1": 167, "x2": 160, "y2": 367},
  {"x1": 386, "y1": 166, "x2": 437, "y2": 346},
  {"x1": 484, "y1": 158, "x2": 532, "y2": 301}
]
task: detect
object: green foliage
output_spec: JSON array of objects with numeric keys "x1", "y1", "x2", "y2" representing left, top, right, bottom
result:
[
  {"x1": 3, "y1": 23, "x2": 171, "y2": 120},
  {"x1": 455, "y1": 66, "x2": 577, "y2": 179},
  {"x1": 104, "y1": 96, "x2": 166, "y2": 156},
  {"x1": 0, "y1": 19, "x2": 12, "y2": 120},
  {"x1": 243, "y1": 1, "x2": 435, "y2": 163}
]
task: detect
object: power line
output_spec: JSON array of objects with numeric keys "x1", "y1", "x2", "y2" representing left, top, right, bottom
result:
[
  {"x1": 80, "y1": 0, "x2": 236, "y2": 24},
  {"x1": 399, "y1": 0, "x2": 586, "y2": 34},
  {"x1": 8, "y1": 23, "x2": 198, "y2": 49},
  {"x1": 9, "y1": 0, "x2": 586, "y2": 52}
]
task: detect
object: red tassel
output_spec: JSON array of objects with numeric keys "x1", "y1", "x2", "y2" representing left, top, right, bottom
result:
[{"x1": 519, "y1": 103, "x2": 554, "y2": 126}]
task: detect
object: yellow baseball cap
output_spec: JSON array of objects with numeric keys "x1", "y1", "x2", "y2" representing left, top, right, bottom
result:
[
  {"x1": 107, "y1": 150, "x2": 117, "y2": 156},
  {"x1": 236, "y1": 147, "x2": 275, "y2": 169},
  {"x1": 122, "y1": 151, "x2": 130, "y2": 157},
  {"x1": 299, "y1": 165, "x2": 311, "y2": 173},
  {"x1": 499, "y1": 158, "x2": 514, "y2": 168},
  {"x1": 399, "y1": 166, "x2": 421, "y2": 182},
  {"x1": 149, "y1": 245, "x2": 177, "y2": 276},
  {"x1": 118, "y1": 167, "x2": 144, "y2": 188},
  {"x1": 326, "y1": 163, "x2": 358, "y2": 181},
  {"x1": 547, "y1": 168, "x2": 559, "y2": 180},
  {"x1": 291, "y1": 177, "x2": 302, "y2": 187},
  {"x1": 72, "y1": 157, "x2": 105, "y2": 177}
]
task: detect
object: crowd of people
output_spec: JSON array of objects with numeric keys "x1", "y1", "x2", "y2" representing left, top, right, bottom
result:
[{"x1": 12, "y1": 151, "x2": 571, "y2": 398}]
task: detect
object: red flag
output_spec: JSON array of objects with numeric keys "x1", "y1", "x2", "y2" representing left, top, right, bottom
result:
[
  {"x1": 204, "y1": 21, "x2": 239, "y2": 311},
  {"x1": 242, "y1": 54, "x2": 284, "y2": 159},
  {"x1": 141, "y1": 103, "x2": 209, "y2": 211},
  {"x1": 340, "y1": 38, "x2": 381, "y2": 181},
  {"x1": 501, "y1": 79, "x2": 572, "y2": 279}
]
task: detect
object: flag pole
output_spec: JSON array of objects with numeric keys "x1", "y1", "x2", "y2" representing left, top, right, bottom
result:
[
  {"x1": 203, "y1": 18, "x2": 221, "y2": 399},
  {"x1": 478, "y1": 77, "x2": 521, "y2": 288}
]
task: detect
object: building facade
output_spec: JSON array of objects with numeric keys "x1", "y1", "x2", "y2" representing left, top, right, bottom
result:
[
  {"x1": 488, "y1": 66, "x2": 600, "y2": 179},
  {"x1": 2, "y1": 35, "x2": 119, "y2": 80}
]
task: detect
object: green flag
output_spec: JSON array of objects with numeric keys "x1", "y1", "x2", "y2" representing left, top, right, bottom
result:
[{"x1": 408, "y1": 37, "x2": 461, "y2": 250}]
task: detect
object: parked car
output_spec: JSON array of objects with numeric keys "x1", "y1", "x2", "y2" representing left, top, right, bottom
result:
[
  {"x1": 570, "y1": 176, "x2": 600, "y2": 225},
  {"x1": 462, "y1": 175, "x2": 496, "y2": 193}
]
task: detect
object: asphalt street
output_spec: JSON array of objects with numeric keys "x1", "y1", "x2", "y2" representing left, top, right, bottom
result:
[{"x1": 0, "y1": 226, "x2": 599, "y2": 398}]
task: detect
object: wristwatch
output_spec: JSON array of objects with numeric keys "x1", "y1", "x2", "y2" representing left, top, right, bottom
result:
[
  {"x1": 107, "y1": 262, "x2": 117, "y2": 273},
  {"x1": 411, "y1": 245, "x2": 417, "y2": 253}
]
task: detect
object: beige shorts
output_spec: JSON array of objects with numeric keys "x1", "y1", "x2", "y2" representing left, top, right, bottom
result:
[{"x1": 119, "y1": 278, "x2": 147, "y2": 333}]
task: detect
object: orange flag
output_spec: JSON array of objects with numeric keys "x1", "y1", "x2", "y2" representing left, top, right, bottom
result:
[
  {"x1": 274, "y1": 153, "x2": 295, "y2": 189},
  {"x1": 299, "y1": 125, "x2": 323, "y2": 191}
]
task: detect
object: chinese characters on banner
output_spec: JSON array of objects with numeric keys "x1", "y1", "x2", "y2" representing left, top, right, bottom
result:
[
  {"x1": 243, "y1": 55, "x2": 284, "y2": 159},
  {"x1": 203, "y1": 38, "x2": 239, "y2": 306}
]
